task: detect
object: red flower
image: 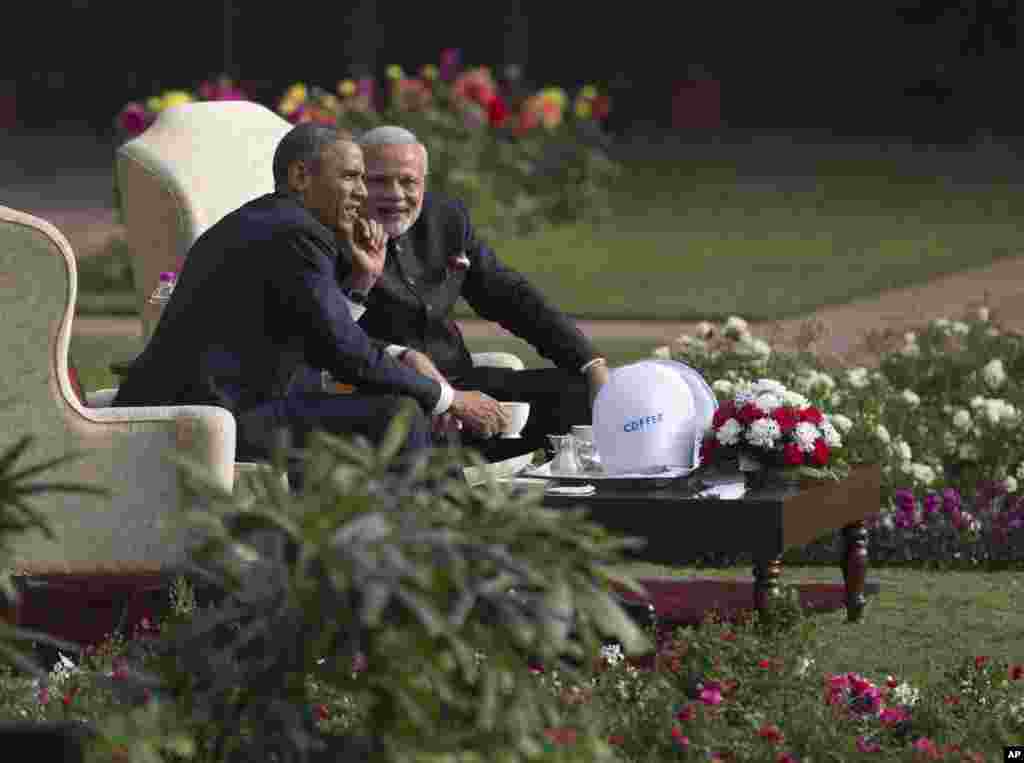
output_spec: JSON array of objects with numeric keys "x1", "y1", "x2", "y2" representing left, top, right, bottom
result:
[
  {"x1": 886, "y1": 676, "x2": 899, "y2": 688},
  {"x1": 771, "y1": 406, "x2": 799, "y2": 433},
  {"x1": 737, "y1": 403, "x2": 766, "y2": 425},
  {"x1": 118, "y1": 103, "x2": 152, "y2": 135},
  {"x1": 487, "y1": 95, "x2": 509, "y2": 127},
  {"x1": 757, "y1": 724, "x2": 785, "y2": 744},
  {"x1": 543, "y1": 727, "x2": 577, "y2": 746},
  {"x1": 758, "y1": 658, "x2": 773, "y2": 669},
  {"x1": 974, "y1": 655, "x2": 989, "y2": 670},
  {"x1": 811, "y1": 439, "x2": 830, "y2": 466},
  {"x1": 1010, "y1": 663, "x2": 1024, "y2": 680},
  {"x1": 713, "y1": 401, "x2": 738, "y2": 428},
  {"x1": 314, "y1": 704, "x2": 330, "y2": 721},
  {"x1": 799, "y1": 406, "x2": 824, "y2": 425},
  {"x1": 592, "y1": 94, "x2": 611, "y2": 120},
  {"x1": 700, "y1": 435, "x2": 719, "y2": 463},
  {"x1": 777, "y1": 755, "x2": 799, "y2": 763},
  {"x1": 676, "y1": 704, "x2": 696, "y2": 722},
  {"x1": 670, "y1": 726, "x2": 689, "y2": 749},
  {"x1": 783, "y1": 442, "x2": 804, "y2": 466},
  {"x1": 943, "y1": 694, "x2": 961, "y2": 705},
  {"x1": 721, "y1": 630, "x2": 737, "y2": 642},
  {"x1": 607, "y1": 735, "x2": 625, "y2": 746}
]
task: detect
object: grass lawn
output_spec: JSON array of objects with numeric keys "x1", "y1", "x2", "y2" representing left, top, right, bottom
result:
[
  {"x1": 616, "y1": 563, "x2": 1024, "y2": 692},
  {"x1": 77, "y1": 143, "x2": 1024, "y2": 322}
]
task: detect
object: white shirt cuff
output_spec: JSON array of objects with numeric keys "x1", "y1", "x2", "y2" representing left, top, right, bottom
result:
[
  {"x1": 433, "y1": 382, "x2": 455, "y2": 416},
  {"x1": 343, "y1": 296, "x2": 366, "y2": 322},
  {"x1": 580, "y1": 357, "x2": 606, "y2": 374},
  {"x1": 385, "y1": 344, "x2": 408, "y2": 358}
]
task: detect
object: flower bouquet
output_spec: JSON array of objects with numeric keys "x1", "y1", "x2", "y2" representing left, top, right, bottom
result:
[{"x1": 699, "y1": 378, "x2": 850, "y2": 485}]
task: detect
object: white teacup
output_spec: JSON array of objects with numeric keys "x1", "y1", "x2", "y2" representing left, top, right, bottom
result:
[{"x1": 499, "y1": 402, "x2": 531, "y2": 438}]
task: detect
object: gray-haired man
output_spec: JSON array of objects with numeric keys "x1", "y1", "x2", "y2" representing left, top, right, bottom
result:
[{"x1": 338, "y1": 125, "x2": 610, "y2": 461}]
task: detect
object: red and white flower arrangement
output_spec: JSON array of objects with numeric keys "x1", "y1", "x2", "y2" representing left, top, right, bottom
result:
[{"x1": 700, "y1": 378, "x2": 849, "y2": 480}]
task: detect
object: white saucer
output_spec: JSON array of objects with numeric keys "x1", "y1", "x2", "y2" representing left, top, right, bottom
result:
[
  {"x1": 500, "y1": 434, "x2": 522, "y2": 439},
  {"x1": 545, "y1": 484, "x2": 596, "y2": 496}
]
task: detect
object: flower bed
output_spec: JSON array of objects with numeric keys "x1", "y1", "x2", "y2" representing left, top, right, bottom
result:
[
  {"x1": 653, "y1": 307, "x2": 1024, "y2": 570},
  {"x1": 114, "y1": 51, "x2": 618, "y2": 240}
]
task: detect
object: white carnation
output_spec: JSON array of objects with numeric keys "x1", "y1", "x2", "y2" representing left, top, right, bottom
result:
[
  {"x1": 831, "y1": 391, "x2": 844, "y2": 406},
  {"x1": 652, "y1": 345, "x2": 671, "y2": 359},
  {"x1": 952, "y1": 409, "x2": 972, "y2": 431},
  {"x1": 951, "y1": 321, "x2": 970, "y2": 335},
  {"x1": 782, "y1": 390, "x2": 810, "y2": 408},
  {"x1": 746, "y1": 418, "x2": 782, "y2": 449},
  {"x1": 970, "y1": 396, "x2": 986, "y2": 409},
  {"x1": 739, "y1": 338, "x2": 772, "y2": 359},
  {"x1": 846, "y1": 368, "x2": 870, "y2": 389},
  {"x1": 716, "y1": 418, "x2": 743, "y2": 446},
  {"x1": 796, "y1": 656, "x2": 815, "y2": 678},
  {"x1": 724, "y1": 315, "x2": 748, "y2": 333},
  {"x1": 829, "y1": 413, "x2": 854, "y2": 434},
  {"x1": 909, "y1": 463, "x2": 936, "y2": 486},
  {"x1": 959, "y1": 443, "x2": 980, "y2": 461},
  {"x1": 901, "y1": 389, "x2": 921, "y2": 408},
  {"x1": 753, "y1": 378, "x2": 787, "y2": 395},
  {"x1": 732, "y1": 382, "x2": 758, "y2": 407},
  {"x1": 932, "y1": 318, "x2": 951, "y2": 330},
  {"x1": 794, "y1": 421, "x2": 821, "y2": 452},
  {"x1": 894, "y1": 439, "x2": 912, "y2": 462},
  {"x1": 821, "y1": 420, "x2": 842, "y2": 448},
  {"x1": 892, "y1": 682, "x2": 920, "y2": 707},
  {"x1": 875, "y1": 424, "x2": 891, "y2": 444},
  {"x1": 755, "y1": 393, "x2": 782, "y2": 412},
  {"x1": 1006, "y1": 476, "x2": 1019, "y2": 493},
  {"x1": 943, "y1": 431, "x2": 958, "y2": 453}
]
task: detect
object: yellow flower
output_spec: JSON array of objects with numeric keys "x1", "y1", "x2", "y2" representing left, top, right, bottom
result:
[
  {"x1": 146, "y1": 96, "x2": 164, "y2": 113},
  {"x1": 386, "y1": 65, "x2": 405, "y2": 80},
  {"x1": 320, "y1": 94, "x2": 340, "y2": 111},
  {"x1": 278, "y1": 97, "x2": 299, "y2": 115},
  {"x1": 337, "y1": 79, "x2": 356, "y2": 97},
  {"x1": 420, "y1": 64, "x2": 438, "y2": 81},
  {"x1": 539, "y1": 87, "x2": 567, "y2": 108},
  {"x1": 161, "y1": 90, "x2": 193, "y2": 109},
  {"x1": 285, "y1": 83, "x2": 307, "y2": 103},
  {"x1": 574, "y1": 99, "x2": 592, "y2": 119},
  {"x1": 580, "y1": 84, "x2": 598, "y2": 100}
]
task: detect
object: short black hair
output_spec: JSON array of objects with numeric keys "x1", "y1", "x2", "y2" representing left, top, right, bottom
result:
[{"x1": 272, "y1": 122, "x2": 355, "y2": 189}]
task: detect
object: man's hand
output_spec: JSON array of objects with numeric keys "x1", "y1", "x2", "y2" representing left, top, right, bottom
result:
[
  {"x1": 449, "y1": 390, "x2": 510, "y2": 439},
  {"x1": 343, "y1": 216, "x2": 388, "y2": 292},
  {"x1": 396, "y1": 349, "x2": 464, "y2": 434},
  {"x1": 585, "y1": 360, "x2": 610, "y2": 409}
]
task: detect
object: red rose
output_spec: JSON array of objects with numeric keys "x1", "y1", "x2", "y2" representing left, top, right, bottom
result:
[
  {"x1": 811, "y1": 439, "x2": 830, "y2": 466},
  {"x1": 713, "y1": 401, "x2": 738, "y2": 428},
  {"x1": 543, "y1": 727, "x2": 578, "y2": 746},
  {"x1": 1010, "y1": 664, "x2": 1024, "y2": 680},
  {"x1": 757, "y1": 724, "x2": 785, "y2": 744},
  {"x1": 799, "y1": 406, "x2": 824, "y2": 425},
  {"x1": 592, "y1": 94, "x2": 611, "y2": 120},
  {"x1": 737, "y1": 403, "x2": 766, "y2": 425},
  {"x1": 487, "y1": 95, "x2": 509, "y2": 127},
  {"x1": 783, "y1": 442, "x2": 804, "y2": 466},
  {"x1": 975, "y1": 655, "x2": 989, "y2": 670},
  {"x1": 771, "y1": 406, "x2": 798, "y2": 433},
  {"x1": 314, "y1": 704, "x2": 330, "y2": 721},
  {"x1": 700, "y1": 435, "x2": 719, "y2": 463},
  {"x1": 608, "y1": 735, "x2": 625, "y2": 746}
]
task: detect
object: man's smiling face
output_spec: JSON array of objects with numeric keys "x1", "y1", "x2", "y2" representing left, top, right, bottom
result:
[{"x1": 362, "y1": 143, "x2": 427, "y2": 237}]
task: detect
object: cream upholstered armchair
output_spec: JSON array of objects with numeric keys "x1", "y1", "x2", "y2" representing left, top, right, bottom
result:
[
  {"x1": 0, "y1": 206, "x2": 235, "y2": 577},
  {"x1": 116, "y1": 101, "x2": 534, "y2": 485}
]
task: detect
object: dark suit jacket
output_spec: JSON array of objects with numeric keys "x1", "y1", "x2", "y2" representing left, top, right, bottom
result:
[
  {"x1": 113, "y1": 192, "x2": 442, "y2": 416},
  {"x1": 339, "y1": 192, "x2": 599, "y2": 381}
]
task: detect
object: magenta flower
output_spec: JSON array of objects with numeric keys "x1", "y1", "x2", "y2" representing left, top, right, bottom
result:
[
  {"x1": 37, "y1": 685, "x2": 50, "y2": 705},
  {"x1": 879, "y1": 706, "x2": 909, "y2": 726},
  {"x1": 942, "y1": 488, "x2": 961, "y2": 514},
  {"x1": 913, "y1": 737, "x2": 939, "y2": 755},
  {"x1": 923, "y1": 492, "x2": 941, "y2": 518},
  {"x1": 118, "y1": 103, "x2": 150, "y2": 135},
  {"x1": 440, "y1": 48, "x2": 461, "y2": 81},
  {"x1": 700, "y1": 685, "x2": 723, "y2": 705}
]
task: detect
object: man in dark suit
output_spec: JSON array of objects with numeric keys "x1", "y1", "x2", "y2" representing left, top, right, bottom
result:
[
  {"x1": 113, "y1": 123, "x2": 508, "y2": 470},
  {"x1": 346, "y1": 125, "x2": 610, "y2": 461}
]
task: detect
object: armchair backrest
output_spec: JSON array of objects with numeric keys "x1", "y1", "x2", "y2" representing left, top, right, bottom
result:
[
  {"x1": 0, "y1": 206, "x2": 234, "y2": 576},
  {"x1": 115, "y1": 101, "x2": 292, "y2": 339}
]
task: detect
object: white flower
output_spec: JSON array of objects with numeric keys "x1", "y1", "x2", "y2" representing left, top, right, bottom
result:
[
  {"x1": 901, "y1": 389, "x2": 921, "y2": 408},
  {"x1": 782, "y1": 390, "x2": 810, "y2": 408},
  {"x1": 732, "y1": 382, "x2": 758, "y2": 407},
  {"x1": 796, "y1": 656, "x2": 815, "y2": 678},
  {"x1": 894, "y1": 439, "x2": 912, "y2": 462},
  {"x1": 738, "y1": 338, "x2": 772, "y2": 359},
  {"x1": 1006, "y1": 476, "x2": 1018, "y2": 493},
  {"x1": 932, "y1": 318, "x2": 951, "y2": 330},
  {"x1": 831, "y1": 391, "x2": 844, "y2": 407},
  {"x1": 846, "y1": 368, "x2": 870, "y2": 389},
  {"x1": 970, "y1": 396, "x2": 986, "y2": 409},
  {"x1": 881, "y1": 515, "x2": 895, "y2": 531},
  {"x1": 943, "y1": 431, "x2": 958, "y2": 453},
  {"x1": 755, "y1": 393, "x2": 782, "y2": 412},
  {"x1": 1016, "y1": 462, "x2": 1024, "y2": 481},
  {"x1": 712, "y1": 379, "x2": 734, "y2": 397},
  {"x1": 977, "y1": 306, "x2": 990, "y2": 322},
  {"x1": 875, "y1": 424, "x2": 891, "y2": 444},
  {"x1": 829, "y1": 413, "x2": 854, "y2": 434},
  {"x1": 673, "y1": 335, "x2": 708, "y2": 353},
  {"x1": 753, "y1": 378, "x2": 787, "y2": 395},
  {"x1": 724, "y1": 315, "x2": 748, "y2": 333},
  {"x1": 951, "y1": 321, "x2": 970, "y2": 335},
  {"x1": 601, "y1": 643, "x2": 624, "y2": 666},
  {"x1": 652, "y1": 345, "x2": 671, "y2": 359},
  {"x1": 794, "y1": 421, "x2": 821, "y2": 452},
  {"x1": 892, "y1": 682, "x2": 920, "y2": 707},
  {"x1": 695, "y1": 321, "x2": 715, "y2": 339},
  {"x1": 820, "y1": 420, "x2": 842, "y2": 448},
  {"x1": 982, "y1": 358, "x2": 1007, "y2": 390},
  {"x1": 909, "y1": 463, "x2": 936, "y2": 486},
  {"x1": 900, "y1": 343, "x2": 921, "y2": 358},
  {"x1": 716, "y1": 418, "x2": 743, "y2": 446},
  {"x1": 747, "y1": 417, "x2": 782, "y2": 449},
  {"x1": 952, "y1": 409, "x2": 972, "y2": 431}
]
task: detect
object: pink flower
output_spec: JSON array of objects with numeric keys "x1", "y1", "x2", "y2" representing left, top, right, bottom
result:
[
  {"x1": 118, "y1": 103, "x2": 150, "y2": 135},
  {"x1": 777, "y1": 754, "x2": 799, "y2": 763},
  {"x1": 879, "y1": 706, "x2": 909, "y2": 726},
  {"x1": 676, "y1": 703, "x2": 696, "y2": 722},
  {"x1": 447, "y1": 254, "x2": 471, "y2": 272},
  {"x1": 913, "y1": 737, "x2": 941, "y2": 759},
  {"x1": 700, "y1": 686, "x2": 723, "y2": 706},
  {"x1": 1010, "y1": 663, "x2": 1023, "y2": 680},
  {"x1": 856, "y1": 736, "x2": 881, "y2": 753},
  {"x1": 351, "y1": 652, "x2": 368, "y2": 673},
  {"x1": 543, "y1": 727, "x2": 577, "y2": 746},
  {"x1": 37, "y1": 685, "x2": 50, "y2": 705},
  {"x1": 757, "y1": 724, "x2": 785, "y2": 744},
  {"x1": 439, "y1": 48, "x2": 461, "y2": 81},
  {"x1": 670, "y1": 725, "x2": 689, "y2": 749},
  {"x1": 758, "y1": 658, "x2": 773, "y2": 669}
]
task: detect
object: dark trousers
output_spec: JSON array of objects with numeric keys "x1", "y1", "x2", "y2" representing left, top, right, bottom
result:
[{"x1": 448, "y1": 366, "x2": 592, "y2": 462}]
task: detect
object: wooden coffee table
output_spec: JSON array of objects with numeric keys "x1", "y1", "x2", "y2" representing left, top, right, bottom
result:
[{"x1": 540, "y1": 464, "x2": 881, "y2": 622}]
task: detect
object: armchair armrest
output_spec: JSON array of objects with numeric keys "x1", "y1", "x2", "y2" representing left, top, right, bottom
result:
[{"x1": 470, "y1": 352, "x2": 525, "y2": 371}]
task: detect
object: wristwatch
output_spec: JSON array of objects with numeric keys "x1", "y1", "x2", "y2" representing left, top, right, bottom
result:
[{"x1": 341, "y1": 287, "x2": 369, "y2": 305}]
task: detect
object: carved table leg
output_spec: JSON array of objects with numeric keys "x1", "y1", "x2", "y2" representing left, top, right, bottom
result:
[
  {"x1": 841, "y1": 522, "x2": 869, "y2": 622},
  {"x1": 752, "y1": 555, "x2": 783, "y2": 617}
]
